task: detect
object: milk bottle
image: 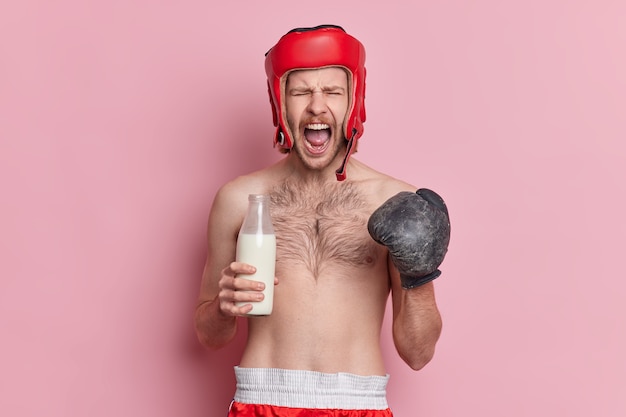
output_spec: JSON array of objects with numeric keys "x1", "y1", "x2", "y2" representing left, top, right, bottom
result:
[{"x1": 235, "y1": 194, "x2": 276, "y2": 315}]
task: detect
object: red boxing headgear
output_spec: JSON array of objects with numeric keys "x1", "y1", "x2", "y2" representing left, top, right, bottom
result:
[{"x1": 264, "y1": 25, "x2": 366, "y2": 181}]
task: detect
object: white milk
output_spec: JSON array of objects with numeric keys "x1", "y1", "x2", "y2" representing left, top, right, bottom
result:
[{"x1": 235, "y1": 233, "x2": 276, "y2": 315}]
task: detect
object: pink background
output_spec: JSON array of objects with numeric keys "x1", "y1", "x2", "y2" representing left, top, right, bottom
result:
[{"x1": 1, "y1": 1, "x2": 625, "y2": 416}]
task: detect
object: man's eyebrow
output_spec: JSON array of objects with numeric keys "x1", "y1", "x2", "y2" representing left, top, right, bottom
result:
[
  {"x1": 322, "y1": 85, "x2": 346, "y2": 91},
  {"x1": 289, "y1": 85, "x2": 312, "y2": 92}
]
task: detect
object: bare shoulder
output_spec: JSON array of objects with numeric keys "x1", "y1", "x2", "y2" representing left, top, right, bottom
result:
[
  {"x1": 348, "y1": 159, "x2": 418, "y2": 207},
  {"x1": 211, "y1": 168, "x2": 278, "y2": 222}
]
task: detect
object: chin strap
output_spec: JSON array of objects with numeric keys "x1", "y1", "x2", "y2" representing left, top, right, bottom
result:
[{"x1": 335, "y1": 129, "x2": 357, "y2": 181}]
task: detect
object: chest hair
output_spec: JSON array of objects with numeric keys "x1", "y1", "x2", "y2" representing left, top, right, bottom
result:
[{"x1": 269, "y1": 179, "x2": 380, "y2": 278}]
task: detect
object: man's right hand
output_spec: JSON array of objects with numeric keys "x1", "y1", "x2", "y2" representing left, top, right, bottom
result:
[{"x1": 217, "y1": 262, "x2": 267, "y2": 316}]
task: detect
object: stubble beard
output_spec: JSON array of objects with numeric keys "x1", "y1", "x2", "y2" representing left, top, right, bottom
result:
[{"x1": 292, "y1": 131, "x2": 347, "y2": 174}]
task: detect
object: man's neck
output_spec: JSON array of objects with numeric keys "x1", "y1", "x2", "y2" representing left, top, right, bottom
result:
[{"x1": 283, "y1": 153, "x2": 348, "y2": 184}]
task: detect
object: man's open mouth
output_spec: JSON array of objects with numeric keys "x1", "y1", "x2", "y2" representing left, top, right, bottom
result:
[{"x1": 303, "y1": 123, "x2": 331, "y2": 154}]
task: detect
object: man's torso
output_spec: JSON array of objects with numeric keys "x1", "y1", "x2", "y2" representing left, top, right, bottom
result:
[{"x1": 238, "y1": 172, "x2": 405, "y2": 376}]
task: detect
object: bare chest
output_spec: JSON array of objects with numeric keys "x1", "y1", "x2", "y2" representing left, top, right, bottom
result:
[{"x1": 269, "y1": 180, "x2": 381, "y2": 277}]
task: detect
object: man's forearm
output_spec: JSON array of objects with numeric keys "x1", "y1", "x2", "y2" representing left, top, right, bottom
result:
[
  {"x1": 194, "y1": 298, "x2": 238, "y2": 350},
  {"x1": 392, "y1": 286, "x2": 443, "y2": 371}
]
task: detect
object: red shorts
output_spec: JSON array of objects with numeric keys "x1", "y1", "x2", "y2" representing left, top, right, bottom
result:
[
  {"x1": 227, "y1": 367, "x2": 393, "y2": 417},
  {"x1": 228, "y1": 401, "x2": 393, "y2": 416}
]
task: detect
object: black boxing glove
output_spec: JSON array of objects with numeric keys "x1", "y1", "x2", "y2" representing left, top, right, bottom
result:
[{"x1": 368, "y1": 189, "x2": 451, "y2": 289}]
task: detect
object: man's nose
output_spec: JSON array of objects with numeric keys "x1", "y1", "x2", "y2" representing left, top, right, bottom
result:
[{"x1": 307, "y1": 91, "x2": 327, "y2": 115}]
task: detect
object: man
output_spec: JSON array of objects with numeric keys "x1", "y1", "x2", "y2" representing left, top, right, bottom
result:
[{"x1": 195, "y1": 25, "x2": 451, "y2": 417}]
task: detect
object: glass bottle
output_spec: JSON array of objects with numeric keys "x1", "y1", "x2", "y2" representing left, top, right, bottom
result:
[{"x1": 235, "y1": 194, "x2": 276, "y2": 315}]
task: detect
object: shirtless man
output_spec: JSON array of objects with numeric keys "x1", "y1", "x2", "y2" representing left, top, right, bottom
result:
[{"x1": 194, "y1": 25, "x2": 451, "y2": 416}]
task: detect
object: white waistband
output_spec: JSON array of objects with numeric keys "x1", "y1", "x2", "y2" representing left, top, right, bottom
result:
[{"x1": 233, "y1": 366, "x2": 390, "y2": 410}]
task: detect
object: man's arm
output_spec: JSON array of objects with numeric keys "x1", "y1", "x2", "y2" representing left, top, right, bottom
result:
[
  {"x1": 368, "y1": 187, "x2": 450, "y2": 369},
  {"x1": 194, "y1": 182, "x2": 262, "y2": 350},
  {"x1": 390, "y1": 268, "x2": 442, "y2": 370}
]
